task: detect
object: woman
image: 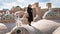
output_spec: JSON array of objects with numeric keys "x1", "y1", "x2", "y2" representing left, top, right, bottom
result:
[{"x1": 27, "y1": 4, "x2": 33, "y2": 26}]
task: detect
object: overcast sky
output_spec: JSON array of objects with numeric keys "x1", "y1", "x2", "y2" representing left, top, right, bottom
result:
[{"x1": 0, "y1": 0, "x2": 60, "y2": 10}]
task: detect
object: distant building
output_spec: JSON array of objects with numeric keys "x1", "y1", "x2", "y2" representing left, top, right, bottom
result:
[
  {"x1": 3, "y1": 9, "x2": 9, "y2": 11},
  {"x1": 10, "y1": 6, "x2": 23, "y2": 13},
  {"x1": 0, "y1": 2, "x2": 60, "y2": 20},
  {"x1": 32, "y1": 2, "x2": 60, "y2": 19}
]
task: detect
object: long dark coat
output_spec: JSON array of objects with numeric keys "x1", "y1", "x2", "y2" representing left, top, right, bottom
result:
[{"x1": 27, "y1": 7, "x2": 33, "y2": 23}]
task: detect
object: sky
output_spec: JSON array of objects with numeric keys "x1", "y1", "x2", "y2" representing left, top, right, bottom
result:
[{"x1": 0, "y1": 0, "x2": 60, "y2": 10}]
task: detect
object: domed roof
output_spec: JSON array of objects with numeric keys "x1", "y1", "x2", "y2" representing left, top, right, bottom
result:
[
  {"x1": 43, "y1": 9, "x2": 58, "y2": 19},
  {"x1": 2, "y1": 14, "x2": 15, "y2": 20},
  {"x1": 0, "y1": 23, "x2": 7, "y2": 29},
  {"x1": 14, "y1": 11, "x2": 25, "y2": 18},
  {"x1": 4, "y1": 14, "x2": 13, "y2": 17},
  {"x1": 15, "y1": 11, "x2": 24, "y2": 14}
]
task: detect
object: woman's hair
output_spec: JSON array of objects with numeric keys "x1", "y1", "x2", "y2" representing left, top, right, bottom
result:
[{"x1": 28, "y1": 4, "x2": 31, "y2": 8}]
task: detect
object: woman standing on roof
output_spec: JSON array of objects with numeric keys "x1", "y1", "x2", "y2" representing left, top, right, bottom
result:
[{"x1": 27, "y1": 4, "x2": 33, "y2": 26}]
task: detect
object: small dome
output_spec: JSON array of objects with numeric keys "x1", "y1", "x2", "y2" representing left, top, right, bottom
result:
[
  {"x1": 43, "y1": 9, "x2": 58, "y2": 19},
  {"x1": 2, "y1": 14, "x2": 14, "y2": 20},
  {"x1": 14, "y1": 11, "x2": 25, "y2": 18},
  {"x1": 0, "y1": 23, "x2": 7, "y2": 29},
  {"x1": 7, "y1": 26, "x2": 29, "y2": 34}
]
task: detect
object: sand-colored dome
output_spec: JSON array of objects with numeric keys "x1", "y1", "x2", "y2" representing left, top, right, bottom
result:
[
  {"x1": 3, "y1": 14, "x2": 14, "y2": 20},
  {"x1": 7, "y1": 26, "x2": 29, "y2": 34},
  {"x1": 0, "y1": 23, "x2": 7, "y2": 29},
  {"x1": 43, "y1": 9, "x2": 58, "y2": 19},
  {"x1": 0, "y1": 23, "x2": 7, "y2": 34},
  {"x1": 0, "y1": 14, "x2": 15, "y2": 23},
  {"x1": 7, "y1": 19, "x2": 60, "y2": 34},
  {"x1": 14, "y1": 11, "x2": 25, "y2": 18},
  {"x1": 52, "y1": 26, "x2": 60, "y2": 34}
]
